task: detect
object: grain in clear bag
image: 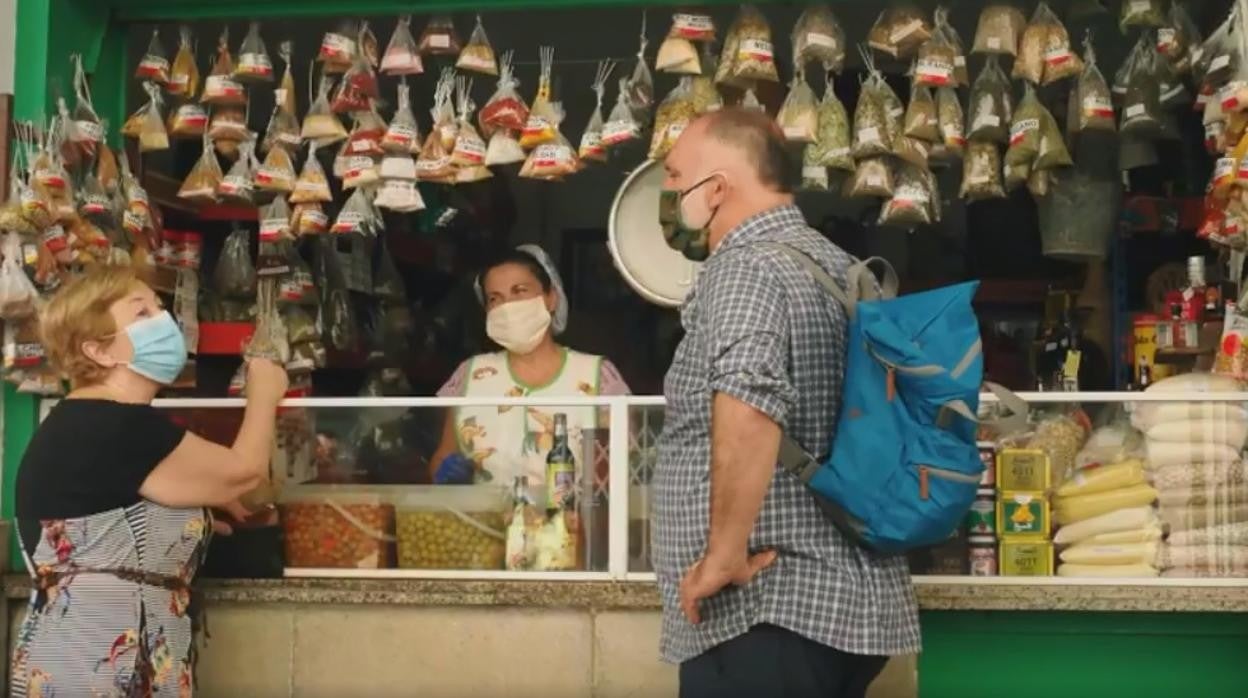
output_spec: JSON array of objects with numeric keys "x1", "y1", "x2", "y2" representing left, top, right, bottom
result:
[
  {"x1": 384, "y1": 81, "x2": 421, "y2": 155},
  {"x1": 778, "y1": 74, "x2": 819, "y2": 143},
  {"x1": 868, "y1": 5, "x2": 932, "y2": 60},
  {"x1": 972, "y1": 4, "x2": 1025, "y2": 56},
  {"x1": 457, "y1": 16, "x2": 498, "y2": 76},
  {"x1": 217, "y1": 139, "x2": 259, "y2": 203},
  {"x1": 168, "y1": 26, "x2": 200, "y2": 99},
  {"x1": 420, "y1": 15, "x2": 462, "y2": 57},
  {"x1": 1034, "y1": 109, "x2": 1072, "y2": 170},
  {"x1": 452, "y1": 78, "x2": 488, "y2": 168},
  {"x1": 728, "y1": 5, "x2": 780, "y2": 83},
  {"x1": 262, "y1": 105, "x2": 301, "y2": 154},
  {"x1": 214, "y1": 228, "x2": 256, "y2": 298},
  {"x1": 521, "y1": 48, "x2": 559, "y2": 150},
  {"x1": 650, "y1": 78, "x2": 696, "y2": 160},
  {"x1": 961, "y1": 141, "x2": 1005, "y2": 201},
  {"x1": 332, "y1": 187, "x2": 379, "y2": 235},
  {"x1": 916, "y1": 8, "x2": 957, "y2": 88},
  {"x1": 1013, "y1": 3, "x2": 1057, "y2": 84},
  {"x1": 1039, "y1": 5, "x2": 1081, "y2": 85},
  {"x1": 319, "y1": 21, "x2": 358, "y2": 73},
  {"x1": 853, "y1": 63, "x2": 892, "y2": 158},
  {"x1": 256, "y1": 146, "x2": 296, "y2": 193},
  {"x1": 1006, "y1": 84, "x2": 1044, "y2": 167},
  {"x1": 845, "y1": 156, "x2": 895, "y2": 199},
  {"x1": 382, "y1": 15, "x2": 424, "y2": 76},
  {"x1": 968, "y1": 57, "x2": 1011, "y2": 143},
  {"x1": 578, "y1": 62, "x2": 614, "y2": 162},
  {"x1": 793, "y1": 5, "x2": 845, "y2": 73},
  {"x1": 1074, "y1": 37, "x2": 1114, "y2": 133},
  {"x1": 937, "y1": 86, "x2": 966, "y2": 157},
  {"x1": 657, "y1": 28, "x2": 701, "y2": 75},
  {"x1": 290, "y1": 144, "x2": 333, "y2": 204},
  {"x1": 136, "y1": 83, "x2": 169, "y2": 153},
  {"x1": 602, "y1": 77, "x2": 641, "y2": 147},
  {"x1": 1158, "y1": 4, "x2": 1201, "y2": 75},
  {"x1": 801, "y1": 145, "x2": 830, "y2": 192},
  {"x1": 178, "y1": 137, "x2": 222, "y2": 204},
  {"x1": 416, "y1": 130, "x2": 456, "y2": 184},
  {"x1": 208, "y1": 105, "x2": 248, "y2": 144},
  {"x1": 880, "y1": 162, "x2": 934, "y2": 227},
  {"x1": 1120, "y1": 37, "x2": 1164, "y2": 139},
  {"x1": 521, "y1": 116, "x2": 580, "y2": 181},
  {"x1": 806, "y1": 75, "x2": 854, "y2": 171},
  {"x1": 485, "y1": 131, "x2": 526, "y2": 166},
  {"x1": 291, "y1": 202, "x2": 329, "y2": 235},
  {"x1": 302, "y1": 77, "x2": 348, "y2": 145},
  {"x1": 137, "y1": 29, "x2": 171, "y2": 84},
  {"x1": 480, "y1": 52, "x2": 529, "y2": 138},
  {"x1": 904, "y1": 83, "x2": 940, "y2": 142},
  {"x1": 202, "y1": 31, "x2": 246, "y2": 106},
  {"x1": 236, "y1": 22, "x2": 274, "y2": 83}
]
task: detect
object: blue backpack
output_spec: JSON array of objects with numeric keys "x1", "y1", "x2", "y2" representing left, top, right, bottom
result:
[{"x1": 768, "y1": 244, "x2": 1025, "y2": 554}]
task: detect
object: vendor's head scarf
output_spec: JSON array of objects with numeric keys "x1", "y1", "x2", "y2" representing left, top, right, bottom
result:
[{"x1": 475, "y1": 244, "x2": 569, "y2": 335}]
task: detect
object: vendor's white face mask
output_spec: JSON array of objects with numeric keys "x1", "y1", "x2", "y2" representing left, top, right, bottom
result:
[{"x1": 486, "y1": 297, "x2": 552, "y2": 355}]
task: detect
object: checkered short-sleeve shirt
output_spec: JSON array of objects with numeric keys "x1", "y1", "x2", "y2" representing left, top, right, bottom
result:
[{"x1": 651, "y1": 205, "x2": 920, "y2": 664}]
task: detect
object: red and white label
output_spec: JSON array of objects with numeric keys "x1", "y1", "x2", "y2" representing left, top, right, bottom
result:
[
  {"x1": 297, "y1": 208, "x2": 329, "y2": 233},
  {"x1": 260, "y1": 217, "x2": 289, "y2": 242},
  {"x1": 205, "y1": 75, "x2": 245, "y2": 100},
  {"x1": 1009, "y1": 118, "x2": 1038, "y2": 146},
  {"x1": 602, "y1": 120, "x2": 639, "y2": 144},
  {"x1": 738, "y1": 39, "x2": 774, "y2": 64},
  {"x1": 331, "y1": 211, "x2": 364, "y2": 234},
  {"x1": 238, "y1": 53, "x2": 274, "y2": 78},
  {"x1": 916, "y1": 57, "x2": 953, "y2": 85},
  {"x1": 454, "y1": 136, "x2": 487, "y2": 164},
  {"x1": 673, "y1": 14, "x2": 714, "y2": 40},
  {"x1": 1043, "y1": 46, "x2": 1073, "y2": 67},
  {"x1": 320, "y1": 33, "x2": 356, "y2": 61}
]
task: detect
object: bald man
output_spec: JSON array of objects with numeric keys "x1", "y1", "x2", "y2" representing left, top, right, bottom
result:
[{"x1": 651, "y1": 108, "x2": 919, "y2": 698}]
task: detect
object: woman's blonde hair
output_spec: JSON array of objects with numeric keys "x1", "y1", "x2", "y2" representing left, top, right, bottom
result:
[{"x1": 40, "y1": 265, "x2": 150, "y2": 387}]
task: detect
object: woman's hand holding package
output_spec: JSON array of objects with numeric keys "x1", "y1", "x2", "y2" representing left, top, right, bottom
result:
[{"x1": 245, "y1": 357, "x2": 289, "y2": 404}]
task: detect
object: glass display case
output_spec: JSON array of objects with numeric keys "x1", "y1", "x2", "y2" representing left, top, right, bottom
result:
[{"x1": 113, "y1": 390, "x2": 1248, "y2": 583}]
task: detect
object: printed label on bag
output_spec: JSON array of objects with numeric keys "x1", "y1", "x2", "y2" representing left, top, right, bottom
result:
[
  {"x1": 1009, "y1": 118, "x2": 1039, "y2": 145},
  {"x1": 738, "y1": 39, "x2": 774, "y2": 63}
]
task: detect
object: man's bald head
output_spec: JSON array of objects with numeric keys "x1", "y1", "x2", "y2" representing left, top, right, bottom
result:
[{"x1": 684, "y1": 107, "x2": 800, "y2": 194}]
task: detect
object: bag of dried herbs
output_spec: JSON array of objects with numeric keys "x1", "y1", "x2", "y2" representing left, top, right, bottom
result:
[
  {"x1": 793, "y1": 5, "x2": 845, "y2": 74},
  {"x1": 419, "y1": 15, "x2": 462, "y2": 57},
  {"x1": 1120, "y1": 0, "x2": 1165, "y2": 33},
  {"x1": 1034, "y1": 110, "x2": 1072, "y2": 170},
  {"x1": 1013, "y1": 3, "x2": 1058, "y2": 84},
  {"x1": 880, "y1": 162, "x2": 935, "y2": 227},
  {"x1": 214, "y1": 228, "x2": 257, "y2": 298},
  {"x1": 1006, "y1": 83, "x2": 1045, "y2": 167},
  {"x1": 727, "y1": 5, "x2": 780, "y2": 83},
  {"x1": 960, "y1": 141, "x2": 1005, "y2": 201},
  {"x1": 1039, "y1": 5, "x2": 1081, "y2": 85},
  {"x1": 650, "y1": 78, "x2": 697, "y2": 159},
  {"x1": 852, "y1": 69, "x2": 892, "y2": 159},
  {"x1": 805, "y1": 75, "x2": 854, "y2": 172},
  {"x1": 778, "y1": 73, "x2": 819, "y2": 143},
  {"x1": 867, "y1": 5, "x2": 932, "y2": 60},
  {"x1": 382, "y1": 15, "x2": 424, "y2": 76},
  {"x1": 845, "y1": 156, "x2": 895, "y2": 199},
  {"x1": 1073, "y1": 37, "x2": 1114, "y2": 133},
  {"x1": 625, "y1": 18, "x2": 655, "y2": 116},
  {"x1": 937, "y1": 86, "x2": 966, "y2": 157},
  {"x1": 967, "y1": 57, "x2": 1011, "y2": 143},
  {"x1": 972, "y1": 4, "x2": 1025, "y2": 56},
  {"x1": 904, "y1": 83, "x2": 940, "y2": 142},
  {"x1": 579, "y1": 62, "x2": 614, "y2": 163},
  {"x1": 801, "y1": 146, "x2": 830, "y2": 192},
  {"x1": 916, "y1": 8, "x2": 957, "y2": 88}
]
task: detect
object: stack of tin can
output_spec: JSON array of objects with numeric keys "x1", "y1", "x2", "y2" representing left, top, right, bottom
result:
[
  {"x1": 995, "y1": 448, "x2": 1054, "y2": 576},
  {"x1": 966, "y1": 442, "x2": 999, "y2": 575}
]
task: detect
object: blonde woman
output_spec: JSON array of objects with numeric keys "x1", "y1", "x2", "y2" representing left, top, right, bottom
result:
[{"x1": 10, "y1": 265, "x2": 287, "y2": 696}]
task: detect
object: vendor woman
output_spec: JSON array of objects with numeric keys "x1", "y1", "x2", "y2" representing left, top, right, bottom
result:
[{"x1": 430, "y1": 245, "x2": 630, "y2": 493}]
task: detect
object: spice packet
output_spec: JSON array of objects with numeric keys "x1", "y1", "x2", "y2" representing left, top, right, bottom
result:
[
  {"x1": 290, "y1": 144, "x2": 333, "y2": 204},
  {"x1": 451, "y1": 78, "x2": 489, "y2": 168},
  {"x1": 845, "y1": 156, "x2": 895, "y2": 199},
  {"x1": 486, "y1": 131, "x2": 527, "y2": 166},
  {"x1": 480, "y1": 52, "x2": 529, "y2": 138},
  {"x1": 217, "y1": 139, "x2": 258, "y2": 204},
  {"x1": 215, "y1": 228, "x2": 257, "y2": 298},
  {"x1": 382, "y1": 16, "x2": 424, "y2": 76},
  {"x1": 649, "y1": 78, "x2": 696, "y2": 159},
  {"x1": 1074, "y1": 36, "x2": 1115, "y2": 133},
  {"x1": 868, "y1": 5, "x2": 932, "y2": 60},
  {"x1": 1038, "y1": 4, "x2": 1082, "y2": 85},
  {"x1": 853, "y1": 54, "x2": 893, "y2": 158},
  {"x1": 521, "y1": 47, "x2": 559, "y2": 149},
  {"x1": 1006, "y1": 83, "x2": 1044, "y2": 167},
  {"x1": 521, "y1": 110, "x2": 580, "y2": 180},
  {"x1": 169, "y1": 103, "x2": 209, "y2": 139},
  {"x1": 1120, "y1": 36, "x2": 1164, "y2": 139},
  {"x1": 384, "y1": 80, "x2": 422, "y2": 154},
  {"x1": 262, "y1": 105, "x2": 301, "y2": 153},
  {"x1": 256, "y1": 146, "x2": 296, "y2": 193},
  {"x1": 777, "y1": 73, "x2": 819, "y2": 143},
  {"x1": 961, "y1": 141, "x2": 1005, "y2": 200},
  {"x1": 302, "y1": 77, "x2": 348, "y2": 145},
  {"x1": 968, "y1": 56, "x2": 1011, "y2": 143},
  {"x1": 880, "y1": 162, "x2": 935, "y2": 227},
  {"x1": 179, "y1": 136, "x2": 223, "y2": 204},
  {"x1": 972, "y1": 4, "x2": 1025, "y2": 56},
  {"x1": 379, "y1": 153, "x2": 417, "y2": 180},
  {"x1": 801, "y1": 147, "x2": 829, "y2": 192},
  {"x1": 319, "y1": 21, "x2": 358, "y2": 74},
  {"x1": 137, "y1": 29, "x2": 171, "y2": 84},
  {"x1": 420, "y1": 15, "x2": 462, "y2": 56},
  {"x1": 793, "y1": 5, "x2": 845, "y2": 74},
  {"x1": 332, "y1": 53, "x2": 380, "y2": 113},
  {"x1": 805, "y1": 75, "x2": 853, "y2": 171},
  {"x1": 346, "y1": 109, "x2": 387, "y2": 157},
  {"x1": 292, "y1": 202, "x2": 330, "y2": 235},
  {"x1": 416, "y1": 128, "x2": 456, "y2": 184},
  {"x1": 1158, "y1": 4, "x2": 1201, "y2": 75},
  {"x1": 168, "y1": 27, "x2": 200, "y2": 99},
  {"x1": 203, "y1": 31, "x2": 246, "y2": 106},
  {"x1": 625, "y1": 18, "x2": 655, "y2": 115},
  {"x1": 578, "y1": 61, "x2": 614, "y2": 162},
  {"x1": 904, "y1": 83, "x2": 940, "y2": 142},
  {"x1": 236, "y1": 22, "x2": 274, "y2": 82},
  {"x1": 332, "y1": 187, "x2": 380, "y2": 235},
  {"x1": 727, "y1": 5, "x2": 779, "y2": 83},
  {"x1": 457, "y1": 16, "x2": 498, "y2": 76},
  {"x1": 375, "y1": 179, "x2": 425, "y2": 213},
  {"x1": 602, "y1": 77, "x2": 641, "y2": 147},
  {"x1": 1120, "y1": 0, "x2": 1165, "y2": 33},
  {"x1": 208, "y1": 105, "x2": 249, "y2": 143}
]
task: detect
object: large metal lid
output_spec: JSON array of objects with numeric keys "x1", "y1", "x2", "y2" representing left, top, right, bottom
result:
[{"x1": 607, "y1": 159, "x2": 702, "y2": 308}]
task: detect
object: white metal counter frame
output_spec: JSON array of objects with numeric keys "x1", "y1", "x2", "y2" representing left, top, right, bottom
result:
[{"x1": 108, "y1": 391, "x2": 1248, "y2": 583}]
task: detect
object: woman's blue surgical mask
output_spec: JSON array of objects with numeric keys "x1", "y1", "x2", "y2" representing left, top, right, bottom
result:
[{"x1": 121, "y1": 311, "x2": 188, "y2": 385}]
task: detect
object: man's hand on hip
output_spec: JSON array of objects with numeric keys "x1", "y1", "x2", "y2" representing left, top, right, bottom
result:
[{"x1": 679, "y1": 548, "x2": 777, "y2": 625}]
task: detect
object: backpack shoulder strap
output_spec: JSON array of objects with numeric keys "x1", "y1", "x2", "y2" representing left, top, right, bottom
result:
[{"x1": 758, "y1": 241, "x2": 899, "y2": 321}]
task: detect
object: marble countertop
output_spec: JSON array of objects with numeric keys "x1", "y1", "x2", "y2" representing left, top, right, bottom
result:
[{"x1": 6, "y1": 574, "x2": 1248, "y2": 613}]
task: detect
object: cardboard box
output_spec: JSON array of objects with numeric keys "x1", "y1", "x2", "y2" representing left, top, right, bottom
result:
[
  {"x1": 1000, "y1": 541, "x2": 1054, "y2": 576},
  {"x1": 997, "y1": 491, "x2": 1050, "y2": 539},
  {"x1": 997, "y1": 449, "x2": 1052, "y2": 491}
]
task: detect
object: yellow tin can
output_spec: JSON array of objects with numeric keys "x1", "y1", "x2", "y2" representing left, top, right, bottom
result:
[
  {"x1": 997, "y1": 449, "x2": 1052, "y2": 491},
  {"x1": 997, "y1": 491, "x2": 1051, "y2": 540},
  {"x1": 1000, "y1": 541, "x2": 1054, "y2": 576}
]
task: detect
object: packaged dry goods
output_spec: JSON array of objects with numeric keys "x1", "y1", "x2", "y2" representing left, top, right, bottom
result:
[
  {"x1": 625, "y1": 19, "x2": 655, "y2": 115},
  {"x1": 1196, "y1": 12, "x2": 1238, "y2": 87},
  {"x1": 852, "y1": 64, "x2": 893, "y2": 158},
  {"x1": 332, "y1": 54, "x2": 380, "y2": 114},
  {"x1": 1121, "y1": 0, "x2": 1165, "y2": 32},
  {"x1": 1158, "y1": 4, "x2": 1202, "y2": 75},
  {"x1": 168, "y1": 102, "x2": 209, "y2": 140},
  {"x1": 235, "y1": 22, "x2": 274, "y2": 82},
  {"x1": 292, "y1": 202, "x2": 329, "y2": 235},
  {"x1": 904, "y1": 84, "x2": 940, "y2": 142},
  {"x1": 485, "y1": 131, "x2": 526, "y2": 166},
  {"x1": 669, "y1": 12, "x2": 716, "y2": 42},
  {"x1": 1034, "y1": 110, "x2": 1072, "y2": 170},
  {"x1": 457, "y1": 16, "x2": 498, "y2": 76},
  {"x1": 282, "y1": 490, "x2": 395, "y2": 569},
  {"x1": 723, "y1": 5, "x2": 780, "y2": 83},
  {"x1": 777, "y1": 74, "x2": 819, "y2": 143},
  {"x1": 1119, "y1": 37, "x2": 1164, "y2": 139},
  {"x1": 479, "y1": 52, "x2": 529, "y2": 137},
  {"x1": 801, "y1": 145, "x2": 829, "y2": 192},
  {"x1": 217, "y1": 139, "x2": 258, "y2": 203},
  {"x1": 657, "y1": 23, "x2": 701, "y2": 75},
  {"x1": 879, "y1": 162, "x2": 935, "y2": 227},
  {"x1": 1071, "y1": 38, "x2": 1115, "y2": 133},
  {"x1": 1006, "y1": 84, "x2": 1045, "y2": 167},
  {"x1": 381, "y1": 16, "x2": 424, "y2": 76},
  {"x1": 126, "y1": 82, "x2": 169, "y2": 153},
  {"x1": 202, "y1": 31, "x2": 245, "y2": 106},
  {"x1": 961, "y1": 141, "x2": 1005, "y2": 201},
  {"x1": 968, "y1": 57, "x2": 1011, "y2": 143},
  {"x1": 973, "y1": 4, "x2": 1025, "y2": 56},
  {"x1": 261, "y1": 102, "x2": 301, "y2": 153},
  {"x1": 578, "y1": 62, "x2": 614, "y2": 162},
  {"x1": 602, "y1": 76, "x2": 641, "y2": 147},
  {"x1": 804, "y1": 77, "x2": 853, "y2": 171},
  {"x1": 214, "y1": 227, "x2": 256, "y2": 298},
  {"x1": 690, "y1": 51, "x2": 723, "y2": 115},
  {"x1": 937, "y1": 86, "x2": 966, "y2": 156},
  {"x1": 845, "y1": 156, "x2": 894, "y2": 199},
  {"x1": 420, "y1": 15, "x2": 462, "y2": 56},
  {"x1": 521, "y1": 107, "x2": 579, "y2": 180},
  {"x1": 290, "y1": 144, "x2": 333, "y2": 204},
  {"x1": 868, "y1": 5, "x2": 932, "y2": 60},
  {"x1": 332, "y1": 187, "x2": 380, "y2": 235},
  {"x1": 255, "y1": 146, "x2": 296, "y2": 193},
  {"x1": 0, "y1": 234, "x2": 39, "y2": 320},
  {"x1": 302, "y1": 77, "x2": 348, "y2": 145},
  {"x1": 379, "y1": 153, "x2": 417, "y2": 180},
  {"x1": 346, "y1": 109, "x2": 387, "y2": 157},
  {"x1": 395, "y1": 486, "x2": 507, "y2": 570},
  {"x1": 378, "y1": 81, "x2": 420, "y2": 156},
  {"x1": 166, "y1": 26, "x2": 200, "y2": 99},
  {"x1": 416, "y1": 129, "x2": 455, "y2": 184},
  {"x1": 136, "y1": 29, "x2": 171, "y2": 84},
  {"x1": 452, "y1": 78, "x2": 489, "y2": 168},
  {"x1": 793, "y1": 5, "x2": 845, "y2": 73},
  {"x1": 937, "y1": 6, "x2": 969, "y2": 86},
  {"x1": 318, "y1": 21, "x2": 359, "y2": 73},
  {"x1": 521, "y1": 48, "x2": 559, "y2": 149},
  {"x1": 650, "y1": 78, "x2": 696, "y2": 159},
  {"x1": 208, "y1": 105, "x2": 248, "y2": 143},
  {"x1": 915, "y1": 8, "x2": 957, "y2": 88},
  {"x1": 1014, "y1": 3, "x2": 1054, "y2": 84},
  {"x1": 374, "y1": 179, "x2": 425, "y2": 213},
  {"x1": 178, "y1": 137, "x2": 223, "y2": 204}
]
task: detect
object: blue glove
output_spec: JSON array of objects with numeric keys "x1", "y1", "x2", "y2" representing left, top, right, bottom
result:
[{"x1": 434, "y1": 454, "x2": 475, "y2": 485}]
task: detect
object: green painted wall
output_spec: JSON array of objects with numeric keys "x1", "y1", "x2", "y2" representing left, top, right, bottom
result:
[{"x1": 919, "y1": 611, "x2": 1248, "y2": 698}]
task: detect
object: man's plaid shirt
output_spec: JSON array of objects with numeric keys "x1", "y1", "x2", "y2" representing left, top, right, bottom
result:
[{"x1": 652, "y1": 205, "x2": 921, "y2": 664}]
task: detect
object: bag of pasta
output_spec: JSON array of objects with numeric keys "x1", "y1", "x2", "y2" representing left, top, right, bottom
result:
[
  {"x1": 521, "y1": 48, "x2": 559, "y2": 149},
  {"x1": 1159, "y1": 4, "x2": 1201, "y2": 75},
  {"x1": 880, "y1": 162, "x2": 935, "y2": 227},
  {"x1": 961, "y1": 141, "x2": 1005, "y2": 201},
  {"x1": 806, "y1": 77, "x2": 854, "y2": 171},
  {"x1": 480, "y1": 52, "x2": 529, "y2": 137},
  {"x1": 202, "y1": 31, "x2": 245, "y2": 106},
  {"x1": 972, "y1": 4, "x2": 1025, "y2": 56},
  {"x1": 290, "y1": 144, "x2": 333, "y2": 204},
  {"x1": 1006, "y1": 84, "x2": 1044, "y2": 167},
  {"x1": 381, "y1": 15, "x2": 423, "y2": 76},
  {"x1": 650, "y1": 78, "x2": 697, "y2": 159},
  {"x1": 302, "y1": 77, "x2": 348, "y2": 145},
  {"x1": 916, "y1": 9, "x2": 957, "y2": 88},
  {"x1": 217, "y1": 139, "x2": 259, "y2": 203},
  {"x1": 968, "y1": 57, "x2": 1011, "y2": 142},
  {"x1": 845, "y1": 156, "x2": 895, "y2": 199},
  {"x1": 236, "y1": 22, "x2": 274, "y2": 82},
  {"x1": 868, "y1": 5, "x2": 932, "y2": 60},
  {"x1": 1120, "y1": 37, "x2": 1163, "y2": 139},
  {"x1": 793, "y1": 5, "x2": 845, "y2": 73},
  {"x1": 778, "y1": 74, "x2": 819, "y2": 143},
  {"x1": 169, "y1": 26, "x2": 200, "y2": 98},
  {"x1": 214, "y1": 228, "x2": 256, "y2": 298},
  {"x1": 420, "y1": 15, "x2": 462, "y2": 56},
  {"x1": 1074, "y1": 38, "x2": 1115, "y2": 133},
  {"x1": 178, "y1": 137, "x2": 222, "y2": 204},
  {"x1": 853, "y1": 73, "x2": 892, "y2": 158},
  {"x1": 457, "y1": 16, "x2": 498, "y2": 76},
  {"x1": 905, "y1": 84, "x2": 940, "y2": 142},
  {"x1": 936, "y1": 86, "x2": 966, "y2": 157},
  {"x1": 521, "y1": 108, "x2": 580, "y2": 180},
  {"x1": 1120, "y1": 0, "x2": 1164, "y2": 33},
  {"x1": 727, "y1": 5, "x2": 780, "y2": 83}
]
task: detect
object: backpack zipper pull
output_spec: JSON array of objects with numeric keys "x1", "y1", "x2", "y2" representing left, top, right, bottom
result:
[
  {"x1": 886, "y1": 366, "x2": 896, "y2": 402},
  {"x1": 919, "y1": 465, "x2": 930, "y2": 500}
]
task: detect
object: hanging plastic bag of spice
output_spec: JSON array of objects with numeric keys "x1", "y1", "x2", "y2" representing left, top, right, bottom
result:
[
  {"x1": 878, "y1": 75, "x2": 906, "y2": 150},
  {"x1": 67, "y1": 58, "x2": 103, "y2": 162},
  {"x1": 622, "y1": 15, "x2": 654, "y2": 116},
  {"x1": 657, "y1": 34, "x2": 700, "y2": 75},
  {"x1": 937, "y1": 86, "x2": 966, "y2": 157},
  {"x1": 382, "y1": 16, "x2": 424, "y2": 76},
  {"x1": 420, "y1": 15, "x2": 462, "y2": 57},
  {"x1": 452, "y1": 78, "x2": 489, "y2": 168},
  {"x1": 1039, "y1": 5, "x2": 1081, "y2": 85},
  {"x1": 972, "y1": 4, "x2": 1025, "y2": 56},
  {"x1": 602, "y1": 77, "x2": 641, "y2": 147},
  {"x1": 690, "y1": 55, "x2": 722, "y2": 116},
  {"x1": 77, "y1": 172, "x2": 112, "y2": 221},
  {"x1": 1120, "y1": 38, "x2": 1164, "y2": 138},
  {"x1": 416, "y1": 129, "x2": 456, "y2": 183},
  {"x1": 896, "y1": 136, "x2": 932, "y2": 169},
  {"x1": 480, "y1": 52, "x2": 529, "y2": 137},
  {"x1": 579, "y1": 62, "x2": 614, "y2": 162},
  {"x1": 1004, "y1": 158, "x2": 1031, "y2": 192},
  {"x1": 522, "y1": 106, "x2": 580, "y2": 180},
  {"x1": 332, "y1": 54, "x2": 379, "y2": 114},
  {"x1": 793, "y1": 5, "x2": 845, "y2": 74},
  {"x1": 1006, "y1": 84, "x2": 1044, "y2": 167},
  {"x1": 868, "y1": 5, "x2": 932, "y2": 60},
  {"x1": 960, "y1": 141, "x2": 1005, "y2": 200},
  {"x1": 904, "y1": 84, "x2": 940, "y2": 142},
  {"x1": 169, "y1": 103, "x2": 209, "y2": 139},
  {"x1": 806, "y1": 75, "x2": 853, "y2": 171},
  {"x1": 484, "y1": 130, "x2": 524, "y2": 166},
  {"x1": 302, "y1": 77, "x2": 348, "y2": 145},
  {"x1": 290, "y1": 144, "x2": 333, "y2": 204},
  {"x1": 1013, "y1": 3, "x2": 1051, "y2": 84},
  {"x1": 1034, "y1": 110, "x2": 1072, "y2": 170},
  {"x1": 650, "y1": 78, "x2": 697, "y2": 159},
  {"x1": 217, "y1": 139, "x2": 258, "y2": 203},
  {"x1": 130, "y1": 83, "x2": 170, "y2": 153},
  {"x1": 380, "y1": 153, "x2": 417, "y2": 180},
  {"x1": 332, "y1": 187, "x2": 379, "y2": 235},
  {"x1": 208, "y1": 106, "x2": 248, "y2": 142},
  {"x1": 256, "y1": 146, "x2": 296, "y2": 193},
  {"x1": 319, "y1": 21, "x2": 358, "y2": 74},
  {"x1": 457, "y1": 16, "x2": 498, "y2": 76},
  {"x1": 1074, "y1": 37, "x2": 1114, "y2": 133},
  {"x1": 168, "y1": 27, "x2": 200, "y2": 99},
  {"x1": 215, "y1": 228, "x2": 257, "y2": 298},
  {"x1": 521, "y1": 48, "x2": 559, "y2": 150},
  {"x1": 202, "y1": 31, "x2": 246, "y2": 106},
  {"x1": 97, "y1": 146, "x2": 119, "y2": 195},
  {"x1": 1195, "y1": 14, "x2": 1237, "y2": 88},
  {"x1": 259, "y1": 196, "x2": 292, "y2": 245},
  {"x1": 0, "y1": 234, "x2": 40, "y2": 321},
  {"x1": 845, "y1": 156, "x2": 895, "y2": 199},
  {"x1": 1120, "y1": 0, "x2": 1165, "y2": 32},
  {"x1": 880, "y1": 163, "x2": 934, "y2": 227},
  {"x1": 383, "y1": 81, "x2": 421, "y2": 155},
  {"x1": 262, "y1": 105, "x2": 301, "y2": 153},
  {"x1": 272, "y1": 42, "x2": 297, "y2": 118},
  {"x1": 968, "y1": 57, "x2": 1011, "y2": 143},
  {"x1": 777, "y1": 74, "x2": 819, "y2": 143},
  {"x1": 341, "y1": 152, "x2": 380, "y2": 191},
  {"x1": 936, "y1": 7, "x2": 969, "y2": 86},
  {"x1": 729, "y1": 6, "x2": 780, "y2": 83},
  {"x1": 853, "y1": 66, "x2": 892, "y2": 158},
  {"x1": 1158, "y1": 4, "x2": 1201, "y2": 75},
  {"x1": 916, "y1": 11, "x2": 957, "y2": 88},
  {"x1": 346, "y1": 109, "x2": 387, "y2": 157},
  {"x1": 236, "y1": 22, "x2": 274, "y2": 82},
  {"x1": 801, "y1": 144, "x2": 829, "y2": 193},
  {"x1": 136, "y1": 30, "x2": 171, "y2": 84},
  {"x1": 1157, "y1": 57, "x2": 1191, "y2": 110},
  {"x1": 292, "y1": 202, "x2": 329, "y2": 235}
]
